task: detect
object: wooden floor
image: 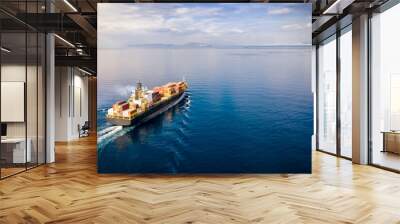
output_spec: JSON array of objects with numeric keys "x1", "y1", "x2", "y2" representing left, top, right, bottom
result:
[
  {"x1": 1, "y1": 167, "x2": 26, "y2": 178},
  {"x1": 372, "y1": 150, "x2": 400, "y2": 171},
  {"x1": 1, "y1": 136, "x2": 400, "y2": 224}
]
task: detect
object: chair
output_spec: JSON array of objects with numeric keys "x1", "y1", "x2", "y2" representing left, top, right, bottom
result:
[{"x1": 79, "y1": 121, "x2": 90, "y2": 138}]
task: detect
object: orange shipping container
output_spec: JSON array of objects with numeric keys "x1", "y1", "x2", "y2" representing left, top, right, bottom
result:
[{"x1": 129, "y1": 102, "x2": 138, "y2": 109}]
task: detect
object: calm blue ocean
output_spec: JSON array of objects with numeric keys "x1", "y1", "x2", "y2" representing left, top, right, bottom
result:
[{"x1": 97, "y1": 47, "x2": 313, "y2": 173}]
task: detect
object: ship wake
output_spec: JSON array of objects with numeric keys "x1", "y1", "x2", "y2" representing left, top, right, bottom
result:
[{"x1": 97, "y1": 125, "x2": 135, "y2": 150}]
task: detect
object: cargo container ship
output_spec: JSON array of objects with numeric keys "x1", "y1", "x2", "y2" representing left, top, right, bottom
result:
[{"x1": 106, "y1": 81, "x2": 188, "y2": 126}]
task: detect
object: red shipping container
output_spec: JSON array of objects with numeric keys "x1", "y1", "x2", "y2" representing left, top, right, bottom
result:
[{"x1": 120, "y1": 103, "x2": 129, "y2": 111}]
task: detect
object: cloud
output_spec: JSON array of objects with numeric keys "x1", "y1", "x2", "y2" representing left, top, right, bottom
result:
[
  {"x1": 100, "y1": 6, "x2": 243, "y2": 39},
  {"x1": 100, "y1": 5, "x2": 221, "y2": 35},
  {"x1": 267, "y1": 8, "x2": 291, "y2": 15},
  {"x1": 174, "y1": 7, "x2": 222, "y2": 17},
  {"x1": 281, "y1": 23, "x2": 308, "y2": 31},
  {"x1": 230, "y1": 28, "x2": 244, "y2": 33},
  {"x1": 175, "y1": 7, "x2": 191, "y2": 15},
  {"x1": 98, "y1": 4, "x2": 311, "y2": 48},
  {"x1": 115, "y1": 85, "x2": 135, "y2": 97}
]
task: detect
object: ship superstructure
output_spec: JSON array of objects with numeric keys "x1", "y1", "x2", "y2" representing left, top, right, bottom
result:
[{"x1": 106, "y1": 81, "x2": 188, "y2": 126}]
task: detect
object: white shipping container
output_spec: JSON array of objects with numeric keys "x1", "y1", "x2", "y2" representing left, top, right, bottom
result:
[
  {"x1": 145, "y1": 94, "x2": 152, "y2": 102},
  {"x1": 134, "y1": 99, "x2": 142, "y2": 106},
  {"x1": 122, "y1": 109, "x2": 134, "y2": 117},
  {"x1": 107, "y1": 108, "x2": 114, "y2": 115}
]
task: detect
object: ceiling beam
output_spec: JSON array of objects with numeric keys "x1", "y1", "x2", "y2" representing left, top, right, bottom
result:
[
  {"x1": 67, "y1": 13, "x2": 97, "y2": 45},
  {"x1": 323, "y1": 0, "x2": 356, "y2": 14},
  {"x1": 55, "y1": 55, "x2": 96, "y2": 72}
]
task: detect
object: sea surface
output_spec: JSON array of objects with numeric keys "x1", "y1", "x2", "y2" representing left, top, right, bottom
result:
[{"x1": 97, "y1": 47, "x2": 313, "y2": 173}]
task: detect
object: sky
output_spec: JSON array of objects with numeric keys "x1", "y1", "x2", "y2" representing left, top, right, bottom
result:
[{"x1": 98, "y1": 3, "x2": 311, "y2": 48}]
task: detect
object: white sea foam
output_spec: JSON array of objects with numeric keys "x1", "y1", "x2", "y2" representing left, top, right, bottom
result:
[{"x1": 97, "y1": 125, "x2": 135, "y2": 150}]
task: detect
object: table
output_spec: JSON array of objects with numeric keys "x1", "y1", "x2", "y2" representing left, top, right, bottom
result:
[
  {"x1": 1, "y1": 138, "x2": 31, "y2": 163},
  {"x1": 382, "y1": 131, "x2": 400, "y2": 154}
]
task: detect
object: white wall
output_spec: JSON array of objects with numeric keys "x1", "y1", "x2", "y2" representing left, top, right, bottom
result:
[
  {"x1": 55, "y1": 67, "x2": 69, "y2": 141},
  {"x1": 71, "y1": 72, "x2": 89, "y2": 138},
  {"x1": 55, "y1": 67, "x2": 89, "y2": 141},
  {"x1": 1, "y1": 65, "x2": 40, "y2": 137},
  {"x1": 1, "y1": 63, "x2": 46, "y2": 164},
  {"x1": 1, "y1": 65, "x2": 27, "y2": 139}
]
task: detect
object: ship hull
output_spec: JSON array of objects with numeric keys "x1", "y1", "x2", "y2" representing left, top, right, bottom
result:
[{"x1": 106, "y1": 92, "x2": 186, "y2": 126}]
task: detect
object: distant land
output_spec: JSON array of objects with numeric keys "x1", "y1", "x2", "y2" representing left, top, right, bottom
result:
[{"x1": 100, "y1": 42, "x2": 310, "y2": 49}]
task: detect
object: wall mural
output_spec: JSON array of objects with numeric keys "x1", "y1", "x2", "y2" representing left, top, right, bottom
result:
[{"x1": 97, "y1": 3, "x2": 312, "y2": 173}]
